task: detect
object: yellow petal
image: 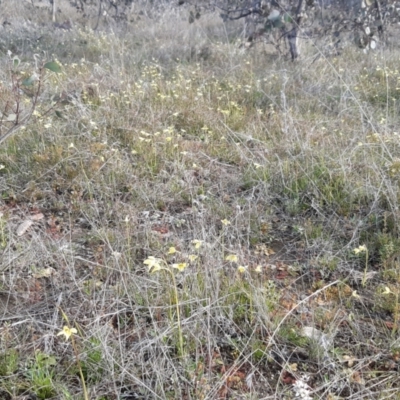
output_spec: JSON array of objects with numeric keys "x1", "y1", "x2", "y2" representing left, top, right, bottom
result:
[
  {"x1": 150, "y1": 264, "x2": 162, "y2": 273},
  {"x1": 191, "y1": 240, "x2": 202, "y2": 249},
  {"x1": 188, "y1": 254, "x2": 198, "y2": 262},
  {"x1": 225, "y1": 255, "x2": 238, "y2": 263},
  {"x1": 172, "y1": 263, "x2": 187, "y2": 271},
  {"x1": 57, "y1": 326, "x2": 76, "y2": 340},
  {"x1": 382, "y1": 286, "x2": 393, "y2": 295},
  {"x1": 167, "y1": 247, "x2": 177, "y2": 255},
  {"x1": 354, "y1": 244, "x2": 367, "y2": 254},
  {"x1": 144, "y1": 257, "x2": 163, "y2": 273}
]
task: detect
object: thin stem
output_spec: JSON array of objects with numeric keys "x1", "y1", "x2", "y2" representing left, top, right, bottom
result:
[
  {"x1": 394, "y1": 292, "x2": 399, "y2": 335},
  {"x1": 58, "y1": 308, "x2": 89, "y2": 400},
  {"x1": 362, "y1": 249, "x2": 369, "y2": 287},
  {"x1": 166, "y1": 269, "x2": 184, "y2": 357},
  {"x1": 71, "y1": 334, "x2": 89, "y2": 400}
]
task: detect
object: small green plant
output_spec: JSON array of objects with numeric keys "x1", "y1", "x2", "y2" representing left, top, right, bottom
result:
[
  {"x1": 374, "y1": 230, "x2": 400, "y2": 275},
  {"x1": 381, "y1": 286, "x2": 400, "y2": 333},
  {"x1": 27, "y1": 350, "x2": 56, "y2": 399},
  {"x1": 227, "y1": 282, "x2": 252, "y2": 324},
  {"x1": 80, "y1": 338, "x2": 104, "y2": 383},
  {"x1": 278, "y1": 326, "x2": 309, "y2": 347},
  {"x1": 0, "y1": 213, "x2": 7, "y2": 249},
  {"x1": 251, "y1": 341, "x2": 268, "y2": 361},
  {"x1": 0, "y1": 348, "x2": 18, "y2": 376}
]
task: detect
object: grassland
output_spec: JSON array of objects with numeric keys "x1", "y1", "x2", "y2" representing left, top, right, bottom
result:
[{"x1": 1, "y1": 2, "x2": 400, "y2": 399}]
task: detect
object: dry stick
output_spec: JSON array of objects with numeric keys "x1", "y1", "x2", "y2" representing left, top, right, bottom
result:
[{"x1": 0, "y1": 114, "x2": 33, "y2": 145}]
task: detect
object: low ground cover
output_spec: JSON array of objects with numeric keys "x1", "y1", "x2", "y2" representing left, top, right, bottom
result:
[{"x1": 1, "y1": 2, "x2": 400, "y2": 399}]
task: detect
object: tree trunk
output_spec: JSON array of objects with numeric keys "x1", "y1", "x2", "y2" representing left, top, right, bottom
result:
[
  {"x1": 52, "y1": 0, "x2": 56, "y2": 23},
  {"x1": 287, "y1": 0, "x2": 305, "y2": 60}
]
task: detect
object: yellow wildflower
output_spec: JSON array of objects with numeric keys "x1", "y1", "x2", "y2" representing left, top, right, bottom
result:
[
  {"x1": 225, "y1": 254, "x2": 238, "y2": 263},
  {"x1": 172, "y1": 263, "x2": 187, "y2": 272},
  {"x1": 191, "y1": 240, "x2": 202, "y2": 249},
  {"x1": 354, "y1": 245, "x2": 367, "y2": 254},
  {"x1": 167, "y1": 247, "x2": 178, "y2": 255},
  {"x1": 144, "y1": 256, "x2": 163, "y2": 273},
  {"x1": 57, "y1": 326, "x2": 77, "y2": 341}
]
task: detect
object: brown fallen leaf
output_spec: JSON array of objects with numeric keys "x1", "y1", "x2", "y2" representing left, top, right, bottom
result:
[
  {"x1": 350, "y1": 370, "x2": 365, "y2": 385},
  {"x1": 281, "y1": 370, "x2": 296, "y2": 385},
  {"x1": 217, "y1": 385, "x2": 228, "y2": 399},
  {"x1": 384, "y1": 321, "x2": 398, "y2": 331},
  {"x1": 152, "y1": 225, "x2": 169, "y2": 234},
  {"x1": 276, "y1": 270, "x2": 289, "y2": 279}
]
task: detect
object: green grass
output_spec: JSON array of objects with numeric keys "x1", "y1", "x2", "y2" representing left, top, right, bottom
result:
[{"x1": 1, "y1": 1, "x2": 400, "y2": 399}]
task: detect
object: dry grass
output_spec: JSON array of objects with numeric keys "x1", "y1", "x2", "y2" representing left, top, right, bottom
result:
[{"x1": 1, "y1": 2, "x2": 400, "y2": 399}]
